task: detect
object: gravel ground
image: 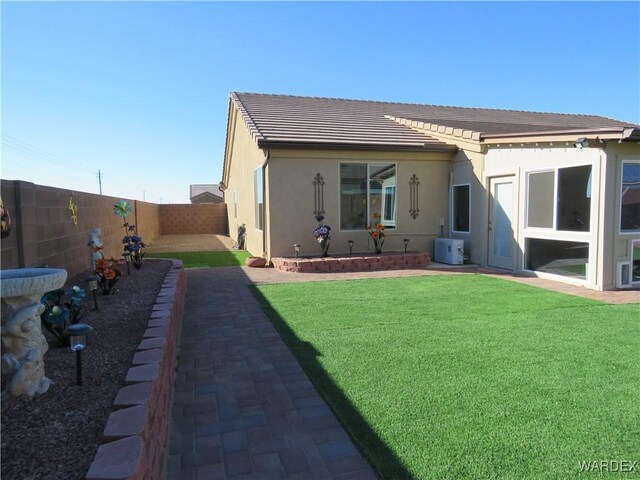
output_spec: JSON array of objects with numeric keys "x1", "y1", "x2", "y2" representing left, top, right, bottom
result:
[{"x1": 1, "y1": 258, "x2": 172, "y2": 480}]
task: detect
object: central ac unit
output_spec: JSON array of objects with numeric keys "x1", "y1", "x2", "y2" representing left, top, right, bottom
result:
[{"x1": 434, "y1": 238, "x2": 465, "y2": 265}]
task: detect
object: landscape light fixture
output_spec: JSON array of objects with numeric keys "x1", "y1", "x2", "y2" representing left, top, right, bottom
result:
[
  {"x1": 64, "y1": 323, "x2": 94, "y2": 386},
  {"x1": 574, "y1": 137, "x2": 589, "y2": 149},
  {"x1": 87, "y1": 275, "x2": 99, "y2": 311},
  {"x1": 348, "y1": 240, "x2": 354, "y2": 255},
  {"x1": 122, "y1": 251, "x2": 131, "y2": 275},
  {"x1": 403, "y1": 238, "x2": 410, "y2": 253},
  {"x1": 294, "y1": 244, "x2": 300, "y2": 258}
]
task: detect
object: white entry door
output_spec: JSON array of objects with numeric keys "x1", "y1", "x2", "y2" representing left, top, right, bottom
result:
[{"x1": 488, "y1": 177, "x2": 515, "y2": 270}]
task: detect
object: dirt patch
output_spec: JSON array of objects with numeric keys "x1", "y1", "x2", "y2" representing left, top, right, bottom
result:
[
  {"x1": 1, "y1": 259, "x2": 172, "y2": 480},
  {"x1": 145, "y1": 234, "x2": 235, "y2": 253}
]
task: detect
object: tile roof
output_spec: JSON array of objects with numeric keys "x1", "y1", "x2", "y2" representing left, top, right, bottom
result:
[{"x1": 231, "y1": 92, "x2": 638, "y2": 148}]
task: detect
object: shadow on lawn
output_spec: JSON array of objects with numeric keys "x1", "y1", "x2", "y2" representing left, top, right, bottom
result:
[{"x1": 251, "y1": 286, "x2": 414, "y2": 480}]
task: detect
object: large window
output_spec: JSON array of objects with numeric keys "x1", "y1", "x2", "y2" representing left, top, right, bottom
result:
[
  {"x1": 452, "y1": 184, "x2": 470, "y2": 233},
  {"x1": 340, "y1": 163, "x2": 396, "y2": 230},
  {"x1": 621, "y1": 162, "x2": 640, "y2": 232},
  {"x1": 525, "y1": 164, "x2": 593, "y2": 281},
  {"x1": 526, "y1": 165, "x2": 592, "y2": 232},
  {"x1": 525, "y1": 238, "x2": 589, "y2": 280},
  {"x1": 254, "y1": 168, "x2": 263, "y2": 231}
]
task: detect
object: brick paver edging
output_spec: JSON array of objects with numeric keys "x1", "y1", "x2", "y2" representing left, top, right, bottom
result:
[
  {"x1": 272, "y1": 251, "x2": 431, "y2": 273},
  {"x1": 86, "y1": 260, "x2": 186, "y2": 480}
]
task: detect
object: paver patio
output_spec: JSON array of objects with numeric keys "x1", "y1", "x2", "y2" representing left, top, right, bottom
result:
[{"x1": 164, "y1": 267, "x2": 377, "y2": 479}]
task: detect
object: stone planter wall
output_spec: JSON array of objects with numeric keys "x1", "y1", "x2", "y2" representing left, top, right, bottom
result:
[
  {"x1": 86, "y1": 260, "x2": 186, "y2": 480},
  {"x1": 272, "y1": 251, "x2": 431, "y2": 273}
]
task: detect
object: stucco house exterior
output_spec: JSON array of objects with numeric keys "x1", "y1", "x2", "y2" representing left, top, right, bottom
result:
[{"x1": 221, "y1": 92, "x2": 640, "y2": 291}]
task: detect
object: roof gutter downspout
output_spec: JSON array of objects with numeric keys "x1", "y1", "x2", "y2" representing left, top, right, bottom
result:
[{"x1": 262, "y1": 150, "x2": 271, "y2": 258}]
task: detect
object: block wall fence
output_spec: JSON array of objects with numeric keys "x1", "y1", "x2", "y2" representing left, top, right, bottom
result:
[{"x1": 1, "y1": 180, "x2": 228, "y2": 278}]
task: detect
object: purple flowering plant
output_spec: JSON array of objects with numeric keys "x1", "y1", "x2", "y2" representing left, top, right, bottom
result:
[{"x1": 313, "y1": 215, "x2": 331, "y2": 257}]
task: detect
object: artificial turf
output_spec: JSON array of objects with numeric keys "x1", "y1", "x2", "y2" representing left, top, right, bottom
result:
[
  {"x1": 146, "y1": 250, "x2": 250, "y2": 268},
  {"x1": 252, "y1": 275, "x2": 640, "y2": 479}
]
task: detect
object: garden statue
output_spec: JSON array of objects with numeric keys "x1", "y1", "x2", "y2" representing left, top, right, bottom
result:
[
  {"x1": 234, "y1": 223, "x2": 246, "y2": 250},
  {"x1": 1, "y1": 268, "x2": 67, "y2": 398},
  {"x1": 87, "y1": 228, "x2": 104, "y2": 269}
]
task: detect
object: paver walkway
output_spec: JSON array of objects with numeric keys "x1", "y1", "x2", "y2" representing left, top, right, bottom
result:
[{"x1": 165, "y1": 268, "x2": 377, "y2": 480}]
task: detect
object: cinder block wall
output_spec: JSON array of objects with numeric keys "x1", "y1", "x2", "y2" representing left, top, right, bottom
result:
[
  {"x1": 1, "y1": 180, "x2": 160, "y2": 278},
  {"x1": 158, "y1": 204, "x2": 228, "y2": 235}
]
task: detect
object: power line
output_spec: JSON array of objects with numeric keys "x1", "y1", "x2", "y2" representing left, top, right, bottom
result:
[{"x1": 1, "y1": 135, "x2": 96, "y2": 174}]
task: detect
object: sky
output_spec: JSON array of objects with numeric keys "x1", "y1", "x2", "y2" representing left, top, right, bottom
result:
[{"x1": 2, "y1": 1, "x2": 639, "y2": 204}]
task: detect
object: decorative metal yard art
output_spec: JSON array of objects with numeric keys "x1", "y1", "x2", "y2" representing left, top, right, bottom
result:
[
  {"x1": 313, "y1": 215, "x2": 331, "y2": 257},
  {"x1": 409, "y1": 174, "x2": 420, "y2": 219},
  {"x1": 113, "y1": 200, "x2": 146, "y2": 269}
]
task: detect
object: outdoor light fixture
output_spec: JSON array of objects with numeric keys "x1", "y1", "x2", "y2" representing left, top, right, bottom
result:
[
  {"x1": 348, "y1": 240, "x2": 354, "y2": 255},
  {"x1": 403, "y1": 238, "x2": 410, "y2": 253},
  {"x1": 64, "y1": 323, "x2": 94, "y2": 386},
  {"x1": 87, "y1": 275, "x2": 99, "y2": 311},
  {"x1": 294, "y1": 244, "x2": 300, "y2": 258},
  {"x1": 574, "y1": 137, "x2": 590, "y2": 149},
  {"x1": 122, "y1": 251, "x2": 131, "y2": 275}
]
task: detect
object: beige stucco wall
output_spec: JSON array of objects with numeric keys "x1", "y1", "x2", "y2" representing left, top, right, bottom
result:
[
  {"x1": 223, "y1": 107, "x2": 268, "y2": 257},
  {"x1": 449, "y1": 148, "x2": 485, "y2": 264},
  {"x1": 603, "y1": 142, "x2": 640, "y2": 289},
  {"x1": 266, "y1": 149, "x2": 454, "y2": 258}
]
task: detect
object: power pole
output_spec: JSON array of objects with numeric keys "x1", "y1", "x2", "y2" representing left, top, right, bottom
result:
[{"x1": 97, "y1": 170, "x2": 103, "y2": 195}]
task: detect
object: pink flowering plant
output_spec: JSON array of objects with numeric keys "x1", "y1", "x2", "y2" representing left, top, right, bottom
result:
[{"x1": 313, "y1": 215, "x2": 331, "y2": 257}]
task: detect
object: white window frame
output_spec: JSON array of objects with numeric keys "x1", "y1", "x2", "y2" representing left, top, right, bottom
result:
[
  {"x1": 338, "y1": 162, "x2": 398, "y2": 232},
  {"x1": 525, "y1": 169, "x2": 556, "y2": 231},
  {"x1": 619, "y1": 160, "x2": 640, "y2": 235},
  {"x1": 381, "y1": 184, "x2": 396, "y2": 226},
  {"x1": 451, "y1": 183, "x2": 471, "y2": 235},
  {"x1": 632, "y1": 239, "x2": 640, "y2": 287},
  {"x1": 254, "y1": 167, "x2": 263, "y2": 232},
  {"x1": 522, "y1": 162, "x2": 596, "y2": 284}
]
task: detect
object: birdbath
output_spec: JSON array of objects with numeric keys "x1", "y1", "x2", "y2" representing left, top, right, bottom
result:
[{"x1": 1, "y1": 268, "x2": 67, "y2": 398}]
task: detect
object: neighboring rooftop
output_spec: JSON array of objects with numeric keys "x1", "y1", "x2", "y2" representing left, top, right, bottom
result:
[
  {"x1": 231, "y1": 92, "x2": 639, "y2": 148},
  {"x1": 189, "y1": 184, "x2": 223, "y2": 201}
]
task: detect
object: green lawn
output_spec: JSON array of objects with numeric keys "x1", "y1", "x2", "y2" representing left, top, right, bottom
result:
[
  {"x1": 146, "y1": 250, "x2": 250, "y2": 268},
  {"x1": 252, "y1": 275, "x2": 640, "y2": 479}
]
